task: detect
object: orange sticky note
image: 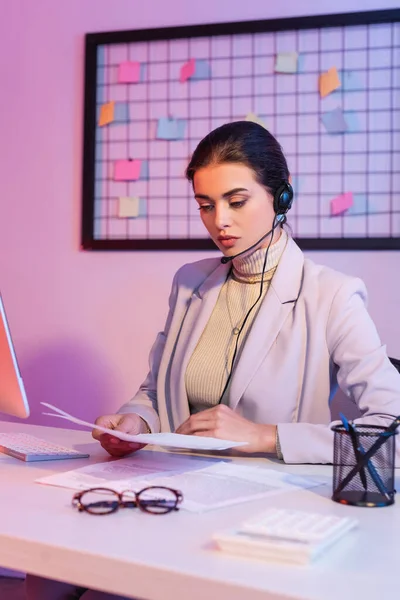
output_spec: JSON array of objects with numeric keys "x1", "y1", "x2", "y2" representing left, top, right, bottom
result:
[
  {"x1": 98, "y1": 101, "x2": 115, "y2": 126},
  {"x1": 319, "y1": 67, "x2": 341, "y2": 98},
  {"x1": 118, "y1": 61, "x2": 140, "y2": 83},
  {"x1": 114, "y1": 160, "x2": 141, "y2": 181},
  {"x1": 180, "y1": 58, "x2": 196, "y2": 83},
  {"x1": 330, "y1": 192, "x2": 353, "y2": 216}
]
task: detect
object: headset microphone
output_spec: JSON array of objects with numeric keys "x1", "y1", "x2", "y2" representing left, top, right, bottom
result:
[
  {"x1": 217, "y1": 180, "x2": 294, "y2": 404},
  {"x1": 220, "y1": 227, "x2": 274, "y2": 264},
  {"x1": 220, "y1": 181, "x2": 293, "y2": 265}
]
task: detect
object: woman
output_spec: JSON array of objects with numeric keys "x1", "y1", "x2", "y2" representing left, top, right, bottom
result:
[
  {"x1": 96, "y1": 120, "x2": 400, "y2": 464},
  {"x1": 26, "y1": 121, "x2": 400, "y2": 599}
]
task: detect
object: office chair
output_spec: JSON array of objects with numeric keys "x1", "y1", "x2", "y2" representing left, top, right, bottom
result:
[
  {"x1": 331, "y1": 356, "x2": 400, "y2": 421},
  {"x1": 389, "y1": 357, "x2": 400, "y2": 374}
]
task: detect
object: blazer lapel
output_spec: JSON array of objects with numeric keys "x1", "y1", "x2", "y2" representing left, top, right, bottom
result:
[
  {"x1": 168, "y1": 261, "x2": 230, "y2": 427},
  {"x1": 229, "y1": 238, "x2": 304, "y2": 410}
]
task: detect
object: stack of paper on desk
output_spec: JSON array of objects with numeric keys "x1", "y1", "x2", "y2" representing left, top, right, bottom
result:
[{"x1": 36, "y1": 452, "x2": 322, "y2": 512}]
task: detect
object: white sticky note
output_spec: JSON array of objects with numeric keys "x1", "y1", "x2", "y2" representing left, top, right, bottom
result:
[
  {"x1": 118, "y1": 196, "x2": 140, "y2": 218},
  {"x1": 275, "y1": 52, "x2": 298, "y2": 74}
]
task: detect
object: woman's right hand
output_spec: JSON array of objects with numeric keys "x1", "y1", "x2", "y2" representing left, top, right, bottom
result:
[{"x1": 92, "y1": 413, "x2": 148, "y2": 457}]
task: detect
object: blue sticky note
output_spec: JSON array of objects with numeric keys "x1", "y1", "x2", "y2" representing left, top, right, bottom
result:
[
  {"x1": 191, "y1": 59, "x2": 211, "y2": 80},
  {"x1": 140, "y1": 63, "x2": 147, "y2": 82},
  {"x1": 344, "y1": 111, "x2": 360, "y2": 133},
  {"x1": 113, "y1": 102, "x2": 130, "y2": 123},
  {"x1": 296, "y1": 54, "x2": 306, "y2": 73},
  {"x1": 291, "y1": 175, "x2": 301, "y2": 194},
  {"x1": 340, "y1": 70, "x2": 362, "y2": 92},
  {"x1": 347, "y1": 193, "x2": 367, "y2": 215},
  {"x1": 138, "y1": 198, "x2": 147, "y2": 217},
  {"x1": 321, "y1": 107, "x2": 348, "y2": 134},
  {"x1": 157, "y1": 117, "x2": 187, "y2": 140},
  {"x1": 140, "y1": 160, "x2": 149, "y2": 180}
]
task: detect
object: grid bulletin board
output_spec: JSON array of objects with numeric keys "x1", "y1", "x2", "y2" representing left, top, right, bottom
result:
[{"x1": 81, "y1": 9, "x2": 400, "y2": 251}]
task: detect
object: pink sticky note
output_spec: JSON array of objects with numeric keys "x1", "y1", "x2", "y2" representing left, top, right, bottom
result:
[
  {"x1": 118, "y1": 61, "x2": 141, "y2": 83},
  {"x1": 330, "y1": 192, "x2": 353, "y2": 216},
  {"x1": 180, "y1": 58, "x2": 196, "y2": 83},
  {"x1": 114, "y1": 159, "x2": 141, "y2": 181}
]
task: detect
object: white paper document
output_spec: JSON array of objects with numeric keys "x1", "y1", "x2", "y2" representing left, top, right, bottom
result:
[
  {"x1": 36, "y1": 451, "x2": 322, "y2": 512},
  {"x1": 41, "y1": 402, "x2": 248, "y2": 451}
]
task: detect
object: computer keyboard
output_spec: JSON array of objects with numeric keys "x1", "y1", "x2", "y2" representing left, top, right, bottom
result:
[{"x1": 0, "y1": 432, "x2": 90, "y2": 462}]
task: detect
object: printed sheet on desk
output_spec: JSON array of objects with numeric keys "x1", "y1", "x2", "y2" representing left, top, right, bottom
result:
[{"x1": 36, "y1": 450, "x2": 322, "y2": 512}]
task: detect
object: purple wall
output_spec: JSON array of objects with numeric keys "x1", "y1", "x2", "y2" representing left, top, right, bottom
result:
[{"x1": 0, "y1": 0, "x2": 399, "y2": 426}]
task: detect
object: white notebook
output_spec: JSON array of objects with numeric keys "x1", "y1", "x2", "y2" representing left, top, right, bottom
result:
[{"x1": 213, "y1": 507, "x2": 358, "y2": 565}]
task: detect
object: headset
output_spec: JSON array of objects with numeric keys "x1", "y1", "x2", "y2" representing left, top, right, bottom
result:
[{"x1": 217, "y1": 181, "x2": 294, "y2": 404}]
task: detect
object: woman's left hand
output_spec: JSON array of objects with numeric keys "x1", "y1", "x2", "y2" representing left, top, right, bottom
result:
[{"x1": 175, "y1": 404, "x2": 277, "y2": 454}]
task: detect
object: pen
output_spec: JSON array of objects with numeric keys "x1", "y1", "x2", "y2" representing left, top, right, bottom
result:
[
  {"x1": 339, "y1": 413, "x2": 367, "y2": 491},
  {"x1": 334, "y1": 415, "x2": 400, "y2": 498}
]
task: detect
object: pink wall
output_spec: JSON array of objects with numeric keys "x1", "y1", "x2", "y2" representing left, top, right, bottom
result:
[{"x1": 0, "y1": 0, "x2": 399, "y2": 426}]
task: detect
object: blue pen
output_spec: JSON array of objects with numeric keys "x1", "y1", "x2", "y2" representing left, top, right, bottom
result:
[
  {"x1": 339, "y1": 413, "x2": 391, "y2": 501},
  {"x1": 339, "y1": 413, "x2": 367, "y2": 490}
]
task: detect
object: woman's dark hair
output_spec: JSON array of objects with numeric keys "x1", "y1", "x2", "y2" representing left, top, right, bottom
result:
[{"x1": 186, "y1": 121, "x2": 290, "y2": 200}]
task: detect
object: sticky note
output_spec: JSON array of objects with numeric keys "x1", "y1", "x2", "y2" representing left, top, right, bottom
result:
[
  {"x1": 344, "y1": 111, "x2": 360, "y2": 133},
  {"x1": 118, "y1": 61, "x2": 141, "y2": 83},
  {"x1": 114, "y1": 159, "x2": 141, "y2": 181},
  {"x1": 156, "y1": 117, "x2": 186, "y2": 140},
  {"x1": 347, "y1": 193, "x2": 367, "y2": 215},
  {"x1": 341, "y1": 70, "x2": 361, "y2": 92},
  {"x1": 275, "y1": 52, "x2": 298, "y2": 74},
  {"x1": 291, "y1": 175, "x2": 301, "y2": 193},
  {"x1": 113, "y1": 102, "x2": 130, "y2": 123},
  {"x1": 140, "y1": 160, "x2": 149, "y2": 179},
  {"x1": 192, "y1": 59, "x2": 212, "y2": 80},
  {"x1": 180, "y1": 58, "x2": 196, "y2": 83},
  {"x1": 330, "y1": 192, "x2": 353, "y2": 216},
  {"x1": 99, "y1": 101, "x2": 115, "y2": 126},
  {"x1": 118, "y1": 196, "x2": 140, "y2": 218},
  {"x1": 319, "y1": 66, "x2": 341, "y2": 98},
  {"x1": 245, "y1": 113, "x2": 266, "y2": 128},
  {"x1": 321, "y1": 107, "x2": 348, "y2": 134}
]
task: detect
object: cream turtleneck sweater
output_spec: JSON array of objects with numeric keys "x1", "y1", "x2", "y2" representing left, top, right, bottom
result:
[{"x1": 186, "y1": 228, "x2": 288, "y2": 412}]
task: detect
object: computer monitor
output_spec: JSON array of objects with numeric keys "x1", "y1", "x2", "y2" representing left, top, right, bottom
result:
[{"x1": 0, "y1": 293, "x2": 29, "y2": 418}]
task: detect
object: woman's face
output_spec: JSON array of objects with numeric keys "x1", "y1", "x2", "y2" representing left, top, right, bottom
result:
[{"x1": 193, "y1": 162, "x2": 277, "y2": 258}]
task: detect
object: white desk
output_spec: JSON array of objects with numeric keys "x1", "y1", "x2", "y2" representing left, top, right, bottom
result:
[{"x1": 0, "y1": 421, "x2": 399, "y2": 600}]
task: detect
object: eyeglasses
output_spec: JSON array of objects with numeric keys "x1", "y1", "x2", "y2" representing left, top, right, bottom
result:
[{"x1": 72, "y1": 486, "x2": 183, "y2": 515}]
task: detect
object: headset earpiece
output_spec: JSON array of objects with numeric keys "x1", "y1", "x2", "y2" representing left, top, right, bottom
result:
[{"x1": 273, "y1": 182, "x2": 294, "y2": 216}]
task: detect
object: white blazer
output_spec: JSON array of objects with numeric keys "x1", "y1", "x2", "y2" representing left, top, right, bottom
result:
[{"x1": 119, "y1": 236, "x2": 400, "y2": 464}]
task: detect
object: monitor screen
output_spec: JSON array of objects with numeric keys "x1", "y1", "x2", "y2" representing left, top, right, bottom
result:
[{"x1": 0, "y1": 293, "x2": 29, "y2": 418}]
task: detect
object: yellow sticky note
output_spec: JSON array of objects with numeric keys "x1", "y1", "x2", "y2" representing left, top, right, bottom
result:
[
  {"x1": 99, "y1": 101, "x2": 115, "y2": 126},
  {"x1": 319, "y1": 67, "x2": 341, "y2": 98},
  {"x1": 245, "y1": 113, "x2": 266, "y2": 128},
  {"x1": 275, "y1": 52, "x2": 298, "y2": 73},
  {"x1": 118, "y1": 196, "x2": 139, "y2": 218}
]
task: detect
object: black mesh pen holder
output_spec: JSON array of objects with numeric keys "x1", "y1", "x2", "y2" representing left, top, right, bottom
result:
[{"x1": 332, "y1": 424, "x2": 396, "y2": 507}]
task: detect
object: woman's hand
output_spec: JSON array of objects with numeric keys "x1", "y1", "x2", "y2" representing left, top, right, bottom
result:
[
  {"x1": 92, "y1": 413, "x2": 149, "y2": 457},
  {"x1": 175, "y1": 405, "x2": 277, "y2": 454}
]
